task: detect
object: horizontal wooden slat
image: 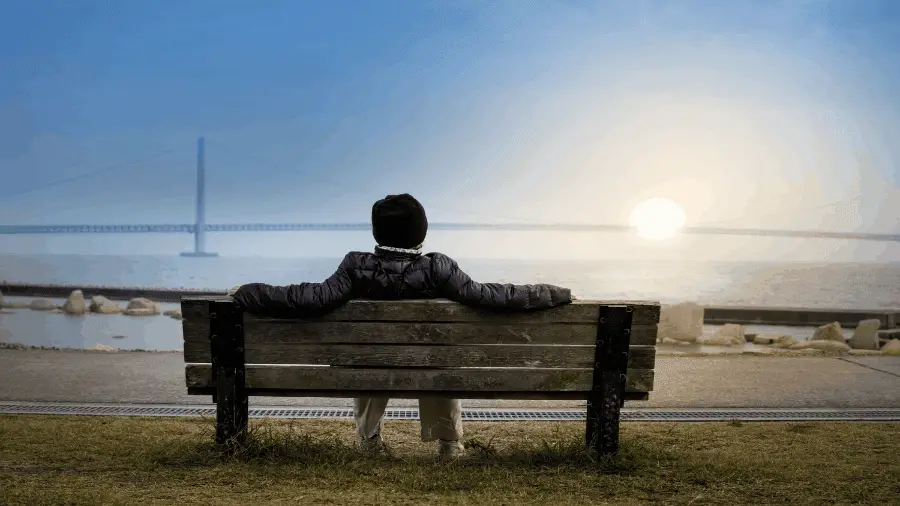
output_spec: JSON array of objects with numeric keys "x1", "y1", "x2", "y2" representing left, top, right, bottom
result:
[
  {"x1": 181, "y1": 298, "x2": 661, "y2": 325},
  {"x1": 182, "y1": 342, "x2": 656, "y2": 369},
  {"x1": 185, "y1": 387, "x2": 651, "y2": 401},
  {"x1": 182, "y1": 319, "x2": 658, "y2": 346},
  {"x1": 185, "y1": 365, "x2": 654, "y2": 393}
]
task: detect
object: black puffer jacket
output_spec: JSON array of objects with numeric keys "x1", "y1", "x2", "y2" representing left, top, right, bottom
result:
[{"x1": 232, "y1": 250, "x2": 572, "y2": 317}]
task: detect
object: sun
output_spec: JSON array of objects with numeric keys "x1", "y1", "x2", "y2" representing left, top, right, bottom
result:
[{"x1": 628, "y1": 197, "x2": 687, "y2": 240}]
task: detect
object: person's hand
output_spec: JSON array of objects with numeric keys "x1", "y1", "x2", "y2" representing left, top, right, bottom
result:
[{"x1": 227, "y1": 285, "x2": 242, "y2": 296}]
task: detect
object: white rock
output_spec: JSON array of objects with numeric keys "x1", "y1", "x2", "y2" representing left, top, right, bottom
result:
[
  {"x1": 62, "y1": 290, "x2": 86, "y2": 315},
  {"x1": 87, "y1": 343, "x2": 118, "y2": 352},
  {"x1": 771, "y1": 335, "x2": 798, "y2": 348},
  {"x1": 696, "y1": 324, "x2": 744, "y2": 346},
  {"x1": 882, "y1": 339, "x2": 900, "y2": 356},
  {"x1": 124, "y1": 307, "x2": 157, "y2": 316},
  {"x1": 789, "y1": 340, "x2": 851, "y2": 353},
  {"x1": 811, "y1": 322, "x2": 844, "y2": 342},
  {"x1": 29, "y1": 299, "x2": 56, "y2": 311},
  {"x1": 753, "y1": 333, "x2": 795, "y2": 346},
  {"x1": 849, "y1": 319, "x2": 881, "y2": 350},
  {"x1": 0, "y1": 290, "x2": 21, "y2": 309},
  {"x1": 658, "y1": 302, "x2": 704, "y2": 343},
  {"x1": 90, "y1": 296, "x2": 122, "y2": 314},
  {"x1": 753, "y1": 334, "x2": 778, "y2": 345},
  {"x1": 126, "y1": 298, "x2": 159, "y2": 315},
  {"x1": 163, "y1": 309, "x2": 183, "y2": 320}
]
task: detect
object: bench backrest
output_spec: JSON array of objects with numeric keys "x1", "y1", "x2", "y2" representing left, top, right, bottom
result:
[{"x1": 181, "y1": 297, "x2": 660, "y2": 400}]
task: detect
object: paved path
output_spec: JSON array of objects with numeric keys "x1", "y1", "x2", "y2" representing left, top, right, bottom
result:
[{"x1": 1, "y1": 349, "x2": 898, "y2": 409}]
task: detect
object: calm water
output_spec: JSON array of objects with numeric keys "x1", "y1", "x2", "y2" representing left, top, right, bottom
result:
[
  {"x1": 2, "y1": 254, "x2": 899, "y2": 307},
  {"x1": 1, "y1": 254, "x2": 898, "y2": 351}
]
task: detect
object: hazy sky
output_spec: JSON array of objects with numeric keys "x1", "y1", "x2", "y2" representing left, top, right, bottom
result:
[{"x1": 1, "y1": 0, "x2": 899, "y2": 260}]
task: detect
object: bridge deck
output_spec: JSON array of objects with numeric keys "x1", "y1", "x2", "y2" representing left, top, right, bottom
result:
[{"x1": 0, "y1": 223, "x2": 897, "y2": 242}]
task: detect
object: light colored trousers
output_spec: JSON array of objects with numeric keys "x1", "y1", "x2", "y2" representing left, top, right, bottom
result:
[{"x1": 354, "y1": 397, "x2": 463, "y2": 442}]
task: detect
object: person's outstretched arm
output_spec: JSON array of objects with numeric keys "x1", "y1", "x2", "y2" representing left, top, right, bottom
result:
[
  {"x1": 230, "y1": 254, "x2": 354, "y2": 317},
  {"x1": 429, "y1": 253, "x2": 572, "y2": 310}
]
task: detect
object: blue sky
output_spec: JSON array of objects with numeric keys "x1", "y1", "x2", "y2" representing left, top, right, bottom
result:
[{"x1": 0, "y1": 0, "x2": 899, "y2": 260}]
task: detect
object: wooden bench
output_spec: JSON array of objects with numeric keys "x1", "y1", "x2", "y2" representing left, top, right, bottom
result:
[{"x1": 181, "y1": 297, "x2": 661, "y2": 456}]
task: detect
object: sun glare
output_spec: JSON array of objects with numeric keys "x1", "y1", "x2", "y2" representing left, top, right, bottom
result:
[{"x1": 628, "y1": 197, "x2": 687, "y2": 241}]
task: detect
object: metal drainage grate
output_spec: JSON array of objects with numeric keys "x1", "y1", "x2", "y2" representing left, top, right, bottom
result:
[{"x1": 1, "y1": 403, "x2": 899, "y2": 422}]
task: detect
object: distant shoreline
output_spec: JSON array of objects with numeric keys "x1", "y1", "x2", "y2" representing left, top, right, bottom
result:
[
  {"x1": 3, "y1": 252, "x2": 899, "y2": 265},
  {"x1": 2, "y1": 281, "x2": 899, "y2": 328}
]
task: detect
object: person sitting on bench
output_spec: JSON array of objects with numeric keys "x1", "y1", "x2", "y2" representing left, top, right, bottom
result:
[{"x1": 229, "y1": 193, "x2": 572, "y2": 458}]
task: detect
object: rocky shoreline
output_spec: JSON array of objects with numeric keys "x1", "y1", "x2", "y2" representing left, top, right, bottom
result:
[
  {"x1": 656, "y1": 302, "x2": 900, "y2": 357},
  {"x1": 0, "y1": 282, "x2": 224, "y2": 303},
  {"x1": 0, "y1": 342, "x2": 182, "y2": 353},
  {"x1": 0, "y1": 289, "x2": 183, "y2": 320},
  {"x1": 2, "y1": 289, "x2": 899, "y2": 357}
]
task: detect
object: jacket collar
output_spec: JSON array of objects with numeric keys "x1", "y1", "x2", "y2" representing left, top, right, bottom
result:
[{"x1": 375, "y1": 244, "x2": 422, "y2": 257}]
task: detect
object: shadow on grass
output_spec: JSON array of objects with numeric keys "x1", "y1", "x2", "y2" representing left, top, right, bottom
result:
[{"x1": 148, "y1": 419, "x2": 659, "y2": 475}]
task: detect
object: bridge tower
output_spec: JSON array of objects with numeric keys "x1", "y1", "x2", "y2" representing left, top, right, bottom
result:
[{"x1": 180, "y1": 137, "x2": 219, "y2": 257}]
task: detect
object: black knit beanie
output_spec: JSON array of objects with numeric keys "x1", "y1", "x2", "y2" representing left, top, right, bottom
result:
[{"x1": 371, "y1": 194, "x2": 428, "y2": 249}]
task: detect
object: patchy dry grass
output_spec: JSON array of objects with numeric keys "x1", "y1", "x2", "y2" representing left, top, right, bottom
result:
[{"x1": 0, "y1": 415, "x2": 897, "y2": 505}]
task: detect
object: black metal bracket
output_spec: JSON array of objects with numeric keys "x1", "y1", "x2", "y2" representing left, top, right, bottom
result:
[
  {"x1": 209, "y1": 299, "x2": 247, "y2": 447},
  {"x1": 585, "y1": 305, "x2": 634, "y2": 456}
]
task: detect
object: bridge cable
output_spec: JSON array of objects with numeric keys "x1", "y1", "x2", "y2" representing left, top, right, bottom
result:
[{"x1": 0, "y1": 144, "x2": 187, "y2": 201}]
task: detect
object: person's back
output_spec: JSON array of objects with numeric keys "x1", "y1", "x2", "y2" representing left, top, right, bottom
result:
[{"x1": 231, "y1": 194, "x2": 572, "y2": 459}]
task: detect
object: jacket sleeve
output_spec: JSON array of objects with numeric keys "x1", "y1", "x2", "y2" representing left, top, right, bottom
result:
[
  {"x1": 430, "y1": 253, "x2": 572, "y2": 310},
  {"x1": 231, "y1": 254, "x2": 354, "y2": 317}
]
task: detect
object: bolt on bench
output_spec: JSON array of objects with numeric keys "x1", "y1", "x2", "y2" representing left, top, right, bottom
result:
[{"x1": 181, "y1": 297, "x2": 660, "y2": 456}]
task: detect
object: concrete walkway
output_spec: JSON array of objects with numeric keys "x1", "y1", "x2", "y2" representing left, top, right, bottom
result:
[{"x1": 1, "y1": 349, "x2": 898, "y2": 409}]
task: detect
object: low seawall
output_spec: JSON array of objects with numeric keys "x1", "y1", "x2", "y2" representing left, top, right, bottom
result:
[
  {"x1": 703, "y1": 307, "x2": 898, "y2": 328},
  {"x1": 0, "y1": 282, "x2": 225, "y2": 304},
  {"x1": 2, "y1": 282, "x2": 898, "y2": 328}
]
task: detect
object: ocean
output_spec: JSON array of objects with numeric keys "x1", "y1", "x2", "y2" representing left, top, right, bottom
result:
[
  {"x1": 1, "y1": 254, "x2": 898, "y2": 351},
  {"x1": 2, "y1": 254, "x2": 899, "y2": 307}
]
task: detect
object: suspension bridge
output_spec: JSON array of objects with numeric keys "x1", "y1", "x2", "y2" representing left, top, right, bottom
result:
[{"x1": 1, "y1": 137, "x2": 898, "y2": 257}]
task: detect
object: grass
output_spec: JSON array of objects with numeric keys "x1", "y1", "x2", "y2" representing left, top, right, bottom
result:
[{"x1": 0, "y1": 416, "x2": 898, "y2": 505}]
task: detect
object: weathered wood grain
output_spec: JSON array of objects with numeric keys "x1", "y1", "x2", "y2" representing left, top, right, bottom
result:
[
  {"x1": 181, "y1": 298, "x2": 661, "y2": 325},
  {"x1": 185, "y1": 365, "x2": 655, "y2": 393},
  {"x1": 182, "y1": 342, "x2": 656, "y2": 369},
  {"x1": 185, "y1": 387, "x2": 651, "y2": 401},
  {"x1": 182, "y1": 320, "x2": 658, "y2": 346}
]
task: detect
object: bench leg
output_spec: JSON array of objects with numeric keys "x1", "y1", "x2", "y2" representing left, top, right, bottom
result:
[
  {"x1": 215, "y1": 364, "x2": 249, "y2": 447},
  {"x1": 586, "y1": 305, "x2": 632, "y2": 457},
  {"x1": 210, "y1": 300, "x2": 248, "y2": 448},
  {"x1": 586, "y1": 371, "x2": 624, "y2": 456}
]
